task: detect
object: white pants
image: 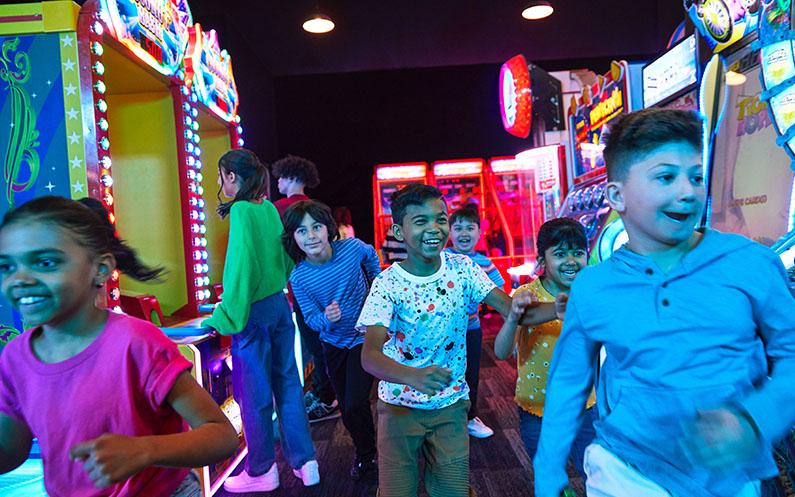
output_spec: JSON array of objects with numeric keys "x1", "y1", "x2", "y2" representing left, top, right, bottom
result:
[{"x1": 583, "y1": 443, "x2": 761, "y2": 497}]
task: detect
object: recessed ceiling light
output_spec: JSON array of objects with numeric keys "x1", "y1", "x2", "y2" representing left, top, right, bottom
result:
[
  {"x1": 522, "y1": 1, "x2": 554, "y2": 20},
  {"x1": 303, "y1": 14, "x2": 335, "y2": 34}
]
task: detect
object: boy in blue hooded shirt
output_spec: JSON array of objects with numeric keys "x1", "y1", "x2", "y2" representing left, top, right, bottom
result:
[{"x1": 533, "y1": 108, "x2": 795, "y2": 497}]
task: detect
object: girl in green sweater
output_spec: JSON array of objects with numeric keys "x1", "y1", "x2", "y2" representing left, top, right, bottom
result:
[{"x1": 203, "y1": 149, "x2": 318, "y2": 493}]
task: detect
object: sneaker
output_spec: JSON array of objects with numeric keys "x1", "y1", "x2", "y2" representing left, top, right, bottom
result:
[
  {"x1": 467, "y1": 417, "x2": 494, "y2": 439},
  {"x1": 350, "y1": 456, "x2": 377, "y2": 481},
  {"x1": 292, "y1": 459, "x2": 320, "y2": 486},
  {"x1": 304, "y1": 391, "x2": 319, "y2": 409},
  {"x1": 223, "y1": 463, "x2": 279, "y2": 492},
  {"x1": 307, "y1": 399, "x2": 341, "y2": 423}
]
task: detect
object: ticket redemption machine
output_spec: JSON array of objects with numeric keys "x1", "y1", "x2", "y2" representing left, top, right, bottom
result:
[
  {"x1": 0, "y1": 1, "x2": 246, "y2": 494},
  {"x1": 372, "y1": 162, "x2": 431, "y2": 260},
  {"x1": 558, "y1": 61, "x2": 636, "y2": 263}
]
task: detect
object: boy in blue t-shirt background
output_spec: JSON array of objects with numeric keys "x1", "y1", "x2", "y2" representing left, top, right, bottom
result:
[
  {"x1": 444, "y1": 203, "x2": 505, "y2": 439},
  {"x1": 534, "y1": 108, "x2": 795, "y2": 497}
]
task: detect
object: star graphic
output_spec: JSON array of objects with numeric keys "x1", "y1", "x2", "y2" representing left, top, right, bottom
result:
[
  {"x1": 68, "y1": 132, "x2": 80, "y2": 144},
  {"x1": 63, "y1": 59, "x2": 76, "y2": 71},
  {"x1": 62, "y1": 35, "x2": 74, "y2": 47},
  {"x1": 70, "y1": 156, "x2": 82, "y2": 169},
  {"x1": 31, "y1": 93, "x2": 37, "y2": 99},
  {"x1": 72, "y1": 181, "x2": 84, "y2": 193},
  {"x1": 66, "y1": 108, "x2": 79, "y2": 120},
  {"x1": 45, "y1": 182, "x2": 56, "y2": 192},
  {"x1": 46, "y1": 80, "x2": 52, "y2": 86},
  {"x1": 64, "y1": 83, "x2": 77, "y2": 96}
]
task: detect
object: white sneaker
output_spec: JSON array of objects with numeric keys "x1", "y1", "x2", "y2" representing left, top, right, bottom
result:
[
  {"x1": 292, "y1": 459, "x2": 320, "y2": 486},
  {"x1": 223, "y1": 463, "x2": 279, "y2": 492},
  {"x1": 467, "y1": 417, "x2": 494, "y2": 438}
]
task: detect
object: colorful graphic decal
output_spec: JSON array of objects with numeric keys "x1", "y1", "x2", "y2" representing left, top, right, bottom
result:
[
  {"x1": 684, "y1": 0, "x2": 760, "y2": 53},
  {"x1": 99, "y1": 0, "x2": 192, "y2": 75},
  {"x1": 185, "y1": 23, "x2": 239, "y2": 122}
]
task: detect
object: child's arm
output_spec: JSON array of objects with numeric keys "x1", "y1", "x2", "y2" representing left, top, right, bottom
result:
[
  {"x1": 362, "y1": 243, "x2": 382, "y2": 281},
  {"x1": 0, "y1": 414, "x2": 32, "y2": 474},
  {"x1": 70, "y1": 371, "x2": 238, "y2": 489},
  {"x1": 493, "y1": 292, "x2": 528, "y2": 360},
  {"x1": 483, "y1": 287, "x2": 558, "y2": 325},
  {"x1": 292, "y1": 279, "x2": 333, "y2": 333},
  {"x1": 361, "y1": 325, "x2": 452, "y2": 395}
]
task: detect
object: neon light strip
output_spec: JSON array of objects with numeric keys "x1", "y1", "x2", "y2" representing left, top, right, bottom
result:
[
  {"x1": 209, "y1": 448, "x2": 247, "y2": 496},
  {"x1": 490, "y1": 158, "x2": 530, "y2": 173},
  {"x1": 60, "y1": 32, "x2": 88, "y2": 199},
  {"x1": 376, "y1": 164, "x2": 427, "y2": 180},
  {"x1": 433, "y1": 161, "x2": 483, "y2": 177}
]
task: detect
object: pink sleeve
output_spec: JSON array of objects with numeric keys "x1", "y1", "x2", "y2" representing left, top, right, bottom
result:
[
  {"x1": 137, "y1": 329, "x2": 193, "y2": 410},
  {"x1": 0, "y1": 339, "x2": 25, "y2": 423}
]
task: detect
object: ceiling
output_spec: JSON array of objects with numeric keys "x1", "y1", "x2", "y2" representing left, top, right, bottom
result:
[{"x1": 186, "y1": 0, "x2": 687, "y2": 77}]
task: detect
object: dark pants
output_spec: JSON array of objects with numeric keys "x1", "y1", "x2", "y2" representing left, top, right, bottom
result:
[
  {"x1": 465, "y1": 327, "x2": 482, "y2": 420},
  {"x1": 322, "y1": 342, "x2": 376, "y2": 461},
  {"x1": 294, "y1": 301, "x2": 336, "y2": 404},
  {"x1": 519, "y1": 406, "x2": 596, "y2": 479}
]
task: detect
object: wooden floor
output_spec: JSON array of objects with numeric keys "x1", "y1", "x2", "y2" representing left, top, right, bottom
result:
[{"x1": 217, "y1": 315, "x2": 585, "y2": 497}]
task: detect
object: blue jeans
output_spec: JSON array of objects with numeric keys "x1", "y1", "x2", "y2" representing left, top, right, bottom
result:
[
  {"x1": 232, "y1": 292, "x2": 316, "y2": 475},
  {"x1": 519, "y1": 406, "x2": 596, "y2": 479}
]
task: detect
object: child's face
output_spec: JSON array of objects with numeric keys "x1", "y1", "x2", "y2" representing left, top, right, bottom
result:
[
  {"x1": 606, "y1": 142, "x2": 705, "y2": 253},
  {"x1": 0, "y1": 223, "x2": 106, "y2": 328},
  {"x1": 541, "y1": 243, "x2": 586, "y2": 291},
  {"x1": 450, "y1": 219, "x2": 481, "y2": 253},
  {"x1": 293, "y1": 213, "x2": 331, "y2": 262},
  {"x1": 277, "y1": 176, "x2": 297, "y2": 195},
  {"x1": 394, "y1": 198, "x2": 449, "y2": 261},
  {"x1": 218, "y1": 167, "x2": 240, "y2": 198}
]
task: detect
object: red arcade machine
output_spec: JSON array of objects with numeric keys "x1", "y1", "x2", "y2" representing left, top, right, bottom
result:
[
  {"x1": 431, "y1": 158, "x2": 489, "y2": 251},
  {"x1": 559, "y1": 61, "x2": 634, "y2": 263},
  {"x1": 372, "y1": 162, "x2": 431, "y2": 255}
]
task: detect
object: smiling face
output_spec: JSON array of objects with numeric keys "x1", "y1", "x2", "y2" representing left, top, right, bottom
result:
[
  {"x1": 540, "y1": 243, "x2": 587, "y2": 292},
  {"x1": 394, "y1": 197, "x2": 449, "y2": 262},
  {"x1": 293, "y1": 212, "x2": 332, "y2": 263},
  {"x1": 0, "y1": 222, "x2": 106, "y2": 328},
  {"x1": 606, "y1": 142, "x2": 705, "y2": 254},
  {"x1": 450, "y1": 218, "x2": 481, "y2": 254}
]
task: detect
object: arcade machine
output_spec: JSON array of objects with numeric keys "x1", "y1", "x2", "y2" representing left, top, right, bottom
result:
[
  {"x1": 0, "y1": 1, "x2": 246, "y2": 494},
  {"x1": 687, "y1": 1, "x2": 794, "y2": 249},
  {"x1": 558, "y1": 61, "x2": 637, "y2": 262},
  {"x1": 431, "y1": 158, "x2": 487, "y2": 213},
  {"x1": 372, "y1": 162, "x2": 431, "y2": 258}
]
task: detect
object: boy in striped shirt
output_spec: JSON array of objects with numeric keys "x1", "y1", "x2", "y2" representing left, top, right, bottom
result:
[{"x1": 444, "y1": 203, "x2": 505, "y2": 438}]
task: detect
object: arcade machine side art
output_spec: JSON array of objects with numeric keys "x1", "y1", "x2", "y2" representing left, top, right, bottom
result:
[
  {"x1": 372, "y1": 162, "x2": 431, "y2": 263},
  {"x1": 557, "y1": 61, "x2": 635, "y2": 263}
]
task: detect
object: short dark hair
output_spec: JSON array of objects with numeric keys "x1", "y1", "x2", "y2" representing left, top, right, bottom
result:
[
  {"x1": 449, "y1": 203, "x2": 480, "y2": 227},
  {"x1": 389, "y1": 183, "x2": 444, "y2": 226},
  {"x1": 603, "y1": 108, "x2": 703, "y2": 182},
  {"x1": 281, "y1": 200, "x2": 339, "y2": 262},
  {"x1": 271, "y1": 155, "x2": 320, "y2": 188},
  {"x1": 536, "y1": 217, "x2": 587, "y2": 259}
]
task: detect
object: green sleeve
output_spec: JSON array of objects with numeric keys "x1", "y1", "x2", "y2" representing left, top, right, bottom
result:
[{"x1": 202, "y1": 205, "x2": 256, "y2": 335}]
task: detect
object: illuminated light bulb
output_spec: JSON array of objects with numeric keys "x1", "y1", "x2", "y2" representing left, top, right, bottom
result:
[
  {"x1": 201, "y1": 238, "x2": 207, "y2": 247},
  {"x1": 187, "y1": 156, "x2": 196, "y2": 166},
  {"x1": 195, "y1": 160, "x2": 202, "y2": 170},
  {"x1": 101, "y1": 156, "x2": 112, "y2": 168},
  {"x1": 193, "y1": 134, "x2": 201, "y2": 144},
  {"x1": 183, "y1": 102, "x2": 191, "y2": 112},
  {"x1": 100, "y1": 174, "x2": 113, "y2": 187},
  {"x1": 192, "y1": 121, "x2": 199, "y2": 131},
  {"x1": 196, "y1": 173, "x2": 203, "y2": 182},
  {"x1": 234, "y1": 115, "x2": 241, "y2": 123},
  {"x1": 199, "y1": 212, "x2": 206, "y2": 222},
  {"x1": 177, "y1": 70, "x2": 185, "y2": 81},
  {"x1": 195, "y1": 277, "x2": 203, "y2": 286},
  {"x1": 202, "y1": 250, "x2": 208, "y2": 260},
  {"x1": 185, "y1": 130, "x2": 194, "y2": 140},
  {"x1": 108, "y1": 212, "x2": 116, "y2": 224},
  {"x1": 98, "y1": 117, "x2": 109, "y2": 131},
  {"x1": 181, "y1": 86, "x2": 190, "y2": 96},
  {"x1": 92, "y1": 21, "x2": 104, "y2": 35},
  {"x1": 194, "y1": 250, "x2": 202, "y2": 260},
  {"x1": 191, "y1": 93, "x2": 198, "y2": 102},
  {"x1": 203, "y1": 276, "x2": 210, "y2": 286},
  {"x1": 192, "y1": 223, "x2": 200, "y2": 233},
  {"x1": 111, "y1": 270, "x2": 120, "y2": 280},
  {"x1": 237, "y1": 138, "x2": 245, "y2": 147},
  {"x1": 191, "y1": 210, "x2": 199, "y2": 220},
  {"x1": 522, "y1": 1, "x2": 554, "y2": 20},
  {"x1": 97, "y1": 99, "x2": 108, "y2": 112},
  {"x1": 104, "y1": 193, "x2": 113, "y2": 205},
  {"x1": 194, "y1": 264, "x2": 202, "y2": 273},
  {"x1": 94, "y1": 80, "x2": 106, "y2": 94},
  {"x1": 202, "y1": 263, "x2": 209, "y2": 272},
  {"x1": 196, "y1": 291, "x2": 203, "y2": 300},
  {"x1": 99, "y1": 137, "x2": 110, "y2": 150},
  {"x1": 187, "y1": 169, "x2": 196, "y2": 180},
  {"x1": 198, "y1": 199, "x2": 205, "y2": 208},
  {"x1": 236, "y1": 126, "x2": 243, "y2": 134},
  {"x1": 199, "y1": 225, "x2": 207, "y2": 234},
  {"x1": 197, "y1": 186, "x2": 204, "y2": 195},
  {"x1": 194, "y1": 147, "x2": 202, "y2": 156},
  {"x1": 93, "y1": 61, "x2": 105, "y2": 75},
  {"x1": 186, "y1": 143, "x2": 194, "y2": 153},
  {"x1": 191, "y1": 108, "x2": 198, "y2": 118},
  {"x1": 184, "y1": 116, "x2": 193, "y2": 126},
  {"x1": 110, "y1": 288, "x2": 120, "y2": 300}
]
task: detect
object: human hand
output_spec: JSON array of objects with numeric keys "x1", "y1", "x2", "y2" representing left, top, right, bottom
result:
[
  {"x1": 69, "y1": 434, "x2": 151, "y2": 488},
  {"x1": 324, "y1": 301, "x2": 342, "y2": 322},
  {"x1": 682, "y1": 408, "x2": 761, "y2": 468},
  {"x1": 554, "y1": 293, "x2": 568, "y2": 320},
  {"x1": 408, "y1": 365, "x2": 453, "y2": 395},
  {"x1": 510, "y1": 291, "x2": 534, "y2": 320}
]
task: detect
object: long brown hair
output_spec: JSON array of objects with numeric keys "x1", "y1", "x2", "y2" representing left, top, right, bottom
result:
[{"x1": 216, "y1": 148, "x2": 270, "y2": 219}]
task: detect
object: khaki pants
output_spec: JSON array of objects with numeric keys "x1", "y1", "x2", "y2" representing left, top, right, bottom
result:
[{"x1": 376, "y1": 399, "x2": 472, "y2": 497}]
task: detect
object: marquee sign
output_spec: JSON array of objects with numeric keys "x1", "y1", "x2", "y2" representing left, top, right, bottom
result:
[
  {"x1": 499, "y1": 54, "x2": 532, "y2": 138},
  {"x1": 99, "y1": 0, "x2": 192, "y2": 75},
  {"x1": 185, "y1": 23, "x2": 239, "y2": 122}
]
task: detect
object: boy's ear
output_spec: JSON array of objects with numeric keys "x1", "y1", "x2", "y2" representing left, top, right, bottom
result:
[
  {"x1": 605, "y1": 181, "x2": 626, "y2": 213},
  {"x1": 392, "y1": 224, "x2": 404, "y2": 242},
  {"x1": 94, "y1": 253, "x2": 117, "y2": 287}
]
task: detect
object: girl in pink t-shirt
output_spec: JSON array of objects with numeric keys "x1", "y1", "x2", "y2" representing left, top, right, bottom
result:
[{"x1": 0, "y1": 196, "x2": 238, "y2": 497}]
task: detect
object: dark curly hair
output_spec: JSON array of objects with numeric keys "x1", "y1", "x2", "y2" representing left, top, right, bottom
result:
[
  {"x1": 271, "y1": 155, "x2": 320, "y2": 188},
  {"x1": 281, "y1": 200, "x2": 339, "y2": 262}
]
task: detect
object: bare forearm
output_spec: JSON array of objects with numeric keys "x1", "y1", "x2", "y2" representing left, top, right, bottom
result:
[
  {"x1": 362, "y1": 347, "x2": 418, "y2": 385},
  {"x1": 142, "y1": 421, "x2": 238, "y2": 468},
  {"x1": 520, "y1": 302, "x2": 558, "y2": 326},
  {"x1": 494, "y1": 316, "x2": 520, "y2": 360}
]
